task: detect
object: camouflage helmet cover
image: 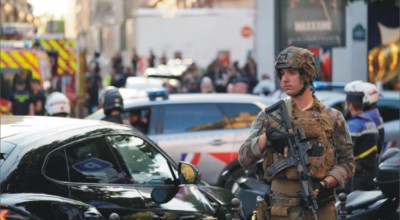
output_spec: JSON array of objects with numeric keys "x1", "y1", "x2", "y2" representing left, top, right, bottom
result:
[{"x1": 275, "y1": 46, "x2": 318, "y2": 79}]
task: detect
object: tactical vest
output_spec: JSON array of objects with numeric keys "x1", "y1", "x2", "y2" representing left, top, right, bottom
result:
[{"x1": 263, "y1": 98, "x2": 335, "y2": 186}]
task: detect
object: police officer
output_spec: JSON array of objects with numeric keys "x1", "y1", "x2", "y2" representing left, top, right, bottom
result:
[
  {"x1": 344, "y1": 80, "x2": 385, "y2": 156},
  {"x1": 344, "y1": 84, "x2": 379, "y2": 192},
  {"x1": 238, "y1": 46, "x2": 355, "y2": 220},
  {"x1": 101, "y1": 88, "x2": 124, "y2": 124},
  {"x1": 45, "y1": 91, "x2": 71, "y2": 117}
]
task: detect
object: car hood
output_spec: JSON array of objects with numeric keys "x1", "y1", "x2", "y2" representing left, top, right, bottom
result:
[{"x1": 197, "y1": 185, "x2": 234, "y2": 206}]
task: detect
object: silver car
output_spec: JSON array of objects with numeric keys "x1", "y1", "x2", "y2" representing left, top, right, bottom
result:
[{"x1": 86, "y1": 91, "x2": 276, "y2": 190}]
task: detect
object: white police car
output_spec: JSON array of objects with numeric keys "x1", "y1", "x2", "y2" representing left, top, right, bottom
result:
[{"x1": 86, "y1": 89, "x2": 277, "y2": 190}]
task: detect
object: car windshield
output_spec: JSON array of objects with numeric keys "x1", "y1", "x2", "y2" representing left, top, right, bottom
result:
[
  {"x1": 0, "y1": 141, "x2": 16, "y2": 165},
  {"x1": 108, "y1": 135, "x2": 177, "y2": 185}
]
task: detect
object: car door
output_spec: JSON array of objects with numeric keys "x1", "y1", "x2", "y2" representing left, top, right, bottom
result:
[
  {"x1": 56, "y1": 136, "x2": 151, "y2": 219},
  {"x1": 149, "y1": 103, "x2": 236, "y2": 186},
  {"x1": 107, "y1": 134, "x2": 215, "y2": 219},
  {"x1": 219, "y1": 103, "x2": 263, "y2": 160}
]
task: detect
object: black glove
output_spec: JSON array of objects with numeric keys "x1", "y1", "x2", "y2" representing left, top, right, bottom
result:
[
  {"x1": 265, "y1": 126, "x2": 288, "y2": 154},
  {"x1": 315, "y1": 180, "x2": 331, "y2": 198}
]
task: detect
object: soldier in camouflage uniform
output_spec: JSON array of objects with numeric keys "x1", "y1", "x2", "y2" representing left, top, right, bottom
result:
[{"x1": 238, "y1": 46, "x2": 355, "y2": 220}]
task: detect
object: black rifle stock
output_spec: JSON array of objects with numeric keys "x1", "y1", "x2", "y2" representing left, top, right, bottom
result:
[{"x1": 264, "y1": 100, "x2": 319, "y2": 219}]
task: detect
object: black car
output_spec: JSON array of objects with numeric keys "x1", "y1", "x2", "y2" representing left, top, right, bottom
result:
[
  {"x1": 0, "y1": 116, "x2": 240, "y2": 219},
  {"x1": 0, "y1": 193, "x2": 104, "y2": 220}
]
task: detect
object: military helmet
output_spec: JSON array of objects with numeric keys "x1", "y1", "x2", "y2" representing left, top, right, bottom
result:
[
  {"x1": 102, "y1": 88, "x2": 124, "y2": 115},
  {"x1": 275, "y1": 46, "x2": 318, "y2": 79}
]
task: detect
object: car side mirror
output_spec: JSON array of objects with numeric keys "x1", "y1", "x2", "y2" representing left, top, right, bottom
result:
[
  {"x1": 178, "y1": 162, "x2": 201, "y2": 184},
  {"x1": 151, "y1": 186, "x2": 179, "y2": 204}
]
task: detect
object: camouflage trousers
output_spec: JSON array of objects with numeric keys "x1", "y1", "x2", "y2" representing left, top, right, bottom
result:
[{"x1": 270, "y1": 201, "x2": 337, "y2": 220}]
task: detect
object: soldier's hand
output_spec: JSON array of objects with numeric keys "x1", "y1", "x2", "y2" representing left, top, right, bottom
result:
[
  {"x1": 313, "y1": 180, "x2": 329, "y2": 197},
  {"x1": 265, "y1": 126, "x2": 288, "y2": 154}
]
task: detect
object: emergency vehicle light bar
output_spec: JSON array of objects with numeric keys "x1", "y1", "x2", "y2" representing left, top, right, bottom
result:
[{"x1": 147, "y1": 88, "x2": 169, "y2": 101}]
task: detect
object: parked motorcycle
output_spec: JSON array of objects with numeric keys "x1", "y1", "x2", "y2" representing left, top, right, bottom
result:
[{"x1": 234, "y1": 148, "x2": 400, "y2": 220}]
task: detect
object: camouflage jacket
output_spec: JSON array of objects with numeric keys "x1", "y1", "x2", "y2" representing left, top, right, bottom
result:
[{"x1": 238, "y1": 97, "x2": 355, "y2": 186}]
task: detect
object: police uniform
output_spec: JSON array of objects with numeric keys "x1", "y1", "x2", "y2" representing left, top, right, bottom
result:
[
  {"x1": 346, "y1": 111, "x2": 379, "y2": 192},
  {"x1": 103, "y1": 115, "x2": 123, "y2": 124},
  {"x1": 364, "y1": 108, "x2": 384, "y2": 154},
  {"x1": 238, "y1": 46, "x2": 355, "y2": 220}
]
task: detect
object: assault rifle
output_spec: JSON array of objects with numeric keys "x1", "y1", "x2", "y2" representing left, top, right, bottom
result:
[{"x1": 264, "y1": 100, "x2": 318, "y2": 220}]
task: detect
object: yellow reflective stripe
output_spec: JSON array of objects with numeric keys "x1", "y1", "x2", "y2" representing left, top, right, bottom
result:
[
  {"x1": 48, "y1": 40, "x2": 69, "y2": 61},
  {"x1": 42, "y1": 39, "x2": 76, "y2": 73},
  {"x1": 23, "y1": 51, "x2": 39, "y2": 68},
  {"x1": 0, "y1": 60, "x2": 7, "y2": 68},
  {"x1": 9, "y1": 51, "x2": 28, "y2": 68},
  {"x1": 40, "y1": 39, "x2": 65, "y2": 74},
  {"x1": 0, "y1": 51, "x2": 19, "y2": 68},
  {"x1": 354, "y1": 145, "x2": 378, "y2": 160},
  {"x1": 9, "y1": 51, "x2": 40, "y2": 79},
  {"x1": 39, "y1": 39, "x2": 52, "y2": 51},
  {"x1": 23, "y1": 52, "x2": 41, "y2": 79},
  {"x1": 69, "y1": 54, "x2": 77, "y2": 72},
  {"x1": 57, "y1": 56, "x2": 67, "y2": 74}
]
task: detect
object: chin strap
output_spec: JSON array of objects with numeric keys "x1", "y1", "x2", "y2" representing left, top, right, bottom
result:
[
  {"x1": 294, "y1": 80, "x2": 314, "y2": 97},
  {"x1": 294, "y1": 82, "x2": 309, "y2": 97}
]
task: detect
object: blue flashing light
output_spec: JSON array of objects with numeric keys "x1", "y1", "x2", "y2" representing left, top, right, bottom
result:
[
  {"x1": 313, "y1": 81, "x2": 345, "y2": 91},
  {"x1": 147, "y1": 88, "x2": 169, "y2": 101}
]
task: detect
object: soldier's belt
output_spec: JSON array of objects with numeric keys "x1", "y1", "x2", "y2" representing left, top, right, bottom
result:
[
  {"x1": 270, "y1": 196, "x2": 300, "y2": 207},
  {"x1": 270, "y1": 193, "x2": 335, "y2": 209}
]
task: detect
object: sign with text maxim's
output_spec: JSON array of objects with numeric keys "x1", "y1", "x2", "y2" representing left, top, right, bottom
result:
[{"x1": 277, "y1": 0, "x2": 346, "y2": 49}]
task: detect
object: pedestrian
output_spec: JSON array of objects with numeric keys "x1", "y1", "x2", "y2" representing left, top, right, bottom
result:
[
  {"x1": 252, "y1": 73, "x2": 275, "y2": 96},
  {"x1": 231, "y1": 77, "x2": 249, "y2": 94},
  {"x1": 8, "y1": 76, "x2": 34, "y2": 115},
  {"x1": 86, "y1": 70, "x2": 103, "y2": 114},
  {"x1": 45, "y1": 91, "x2": 71, "y2": 117},
  {"x1": 344, "y1": 83, "x2": 379, "y2": 192},
  {"x1": 101, "y1": 88, "x2": 124, "y2": 124},
  {"x1": 238, "y1": 46, "x2": 355, "y2": 220},
  {"x1": 200, "y1": 76, "x2": 215, "y2": 93},
  {"x1": 30, "y1": 78, "x2": 47, "y2": 115},
  {"x1": 129, "y1": 109, "x2": 147, "y2": 133},
  {"x1": 131, "y1": 48, "x2": 139, "y2": 75},
  {"x1": 148, "y1": 49, "x2": 156, "y2": 68}
]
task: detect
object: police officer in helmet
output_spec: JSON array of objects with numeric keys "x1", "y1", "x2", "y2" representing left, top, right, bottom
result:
[
  {"x1": 344, "y1": 80, "x2": 385, "y2": 156},
  {"x1": 102, "y1": 88, "x2": 124, "y2": 124},
  {"x1": 239, "y1": 46, "x2": 355, "y2": 220}
]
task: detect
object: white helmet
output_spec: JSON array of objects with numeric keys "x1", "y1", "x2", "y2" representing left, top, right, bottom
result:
[
  {"x1": 344, "y1": 80, "x2": 379, "y2": 105},
  {"x1": 45, "y1": 92, "x2": 71, "y2": 116}
]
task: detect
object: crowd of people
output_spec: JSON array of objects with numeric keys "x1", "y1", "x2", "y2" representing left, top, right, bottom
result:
[
  {"x1": 0, "y1": 70, "x2": 71, "y2": 118},
  {"x1": 98, "y1": 50, "x2": 275, "y2": 94}
]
